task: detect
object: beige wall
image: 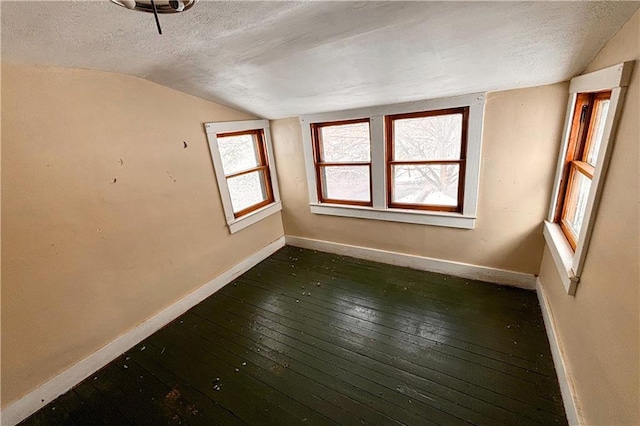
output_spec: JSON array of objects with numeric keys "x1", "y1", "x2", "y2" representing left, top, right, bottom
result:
[
  {"x1": 538, "y1": 10, "x2": 640, "y2": 425},
  {"x1": 1, "y1": 64, "x2": 284, "y2": 406},
  {"x1": 271, "y1": 83, "x2": 568, "y2": 275}
]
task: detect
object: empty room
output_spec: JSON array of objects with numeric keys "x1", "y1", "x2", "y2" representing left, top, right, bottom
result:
[{"x1": 1, "y1": 1, "x2": 638, "y2": 425}]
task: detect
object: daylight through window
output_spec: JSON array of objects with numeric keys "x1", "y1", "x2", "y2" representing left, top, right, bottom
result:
[
  {"x1": 386, "y1": 108, "x2": 468, "y2": 212},
  {"x1": 555, "y1": 91, "x2": 611, "y2": 249},
  {"x1": 216, "y1": 129, "x2": 274, "y2": 217},
  {"x1": 299, "y1": 94, "x2": 484, "y2": 229},
  {"x1": 311, "y1": 119, "x2": 372, "y2": 205}
]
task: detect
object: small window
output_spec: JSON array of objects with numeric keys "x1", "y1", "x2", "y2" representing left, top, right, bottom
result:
[
  {"x1": 386, "y1": 108, "x2": 468, "y2": 212},
  {"x1": 555, "y1": 92, "x2": 610, "y2": 249},
  {"x1": 216, "y1": 129, "x2": 274, "y2": 217},
  {"x1": 311, "y1": 119, "x2": 372, "y2": 206},
  {"x1": 205, "y1": 119, "x2": 282, "y2": 234},
  {"x1": 544, "y1": 61, "x2": 632, "y2": 295}
]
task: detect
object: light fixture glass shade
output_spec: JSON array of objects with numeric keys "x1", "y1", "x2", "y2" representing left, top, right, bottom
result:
[{"x1": 110, "y1": 0, "x2": 198, "y2": 14}]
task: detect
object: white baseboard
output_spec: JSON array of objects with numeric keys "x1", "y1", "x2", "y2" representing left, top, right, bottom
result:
[
  {"x1": 284, "y1": 235, "x2": 536, "y2": 289},
  {"x1": 536, "y1": 278, "x2": 581, "y2": 426},
  {"x1": 1, "y1": 236, "x2": 286, "y2": 426}
]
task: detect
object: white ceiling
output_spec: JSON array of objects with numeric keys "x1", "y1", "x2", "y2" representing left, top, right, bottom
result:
[{"x1": 2, "y1": 1, "x2": 639, "y2": 119}]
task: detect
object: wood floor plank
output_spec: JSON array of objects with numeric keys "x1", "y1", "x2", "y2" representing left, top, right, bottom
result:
[
  {"x1": 198, "y1": 290, "x2": 561, "y2": 425},
  {"x1": 235, "y1": 270, "x2": 556, "y2": 376},
  {"x1": 155, "y1": 315, "x2": 397, "y2": 426},
  {"x1": 18, "y1": 397, "x2": 76, "y2": 426},
  {"x1": 176, "y1": 309, "x2": 462, "y2": 425},
  {"x1": 183, "y1": 308, "x2": 511, "y2": 426},
  {"x1": 86, "y1": 369, "x2": 155, "y2": 426},
  {"x1": 268, "y1": 249, "x2": 539, "y2": 314},
  {"x1": 156, "y1": 314, "x2": 376, "y2": 425},
  {"x1": 142, "y1": 330, "x2": 331, "y2": 426},
  {"x1": 264, "y1": 253, "x2": 551, "y2": 341},
  {"x1": 72, "y1": 377, "x2": 134, "y2": 426},
  {"x1": 129, "y1": 344, "x2": 247, "y2": 426},
  {"x1": 20, "y1": 245, "x2": 567, "y2": 426},
  {"x1": 98, "y1": 359, "x2": 186, "y2": 424},
  {"x1": 219, "y1": 279, "x2": 563, "y2": 410},
  {"x1": 112, "y1": 352, "x2": 216, "y2": 426},
  {"x1": 261, "y1": 249, "x2": 557, "y2": 371},
  {"x1": 263, "y1": 252, "x2": 551, "y2": 339}
]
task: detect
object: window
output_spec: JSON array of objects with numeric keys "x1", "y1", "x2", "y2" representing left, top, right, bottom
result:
[
  {"x1": 544, "y1": 62, "x2": 632, "y2": 295},
  {"x1": 311, "y1": 119, "x2": 372, "y2": 206},
  {"x1": 386, "y1": 108, "x2": 468, "y2": 212},
  {"x1": 217, "y1": 129, "x2": 274, "y2": 217},
  {"x1": 205, "y1": 120, "x2": 281, "y2": 233},
  {"x1": 300, "y1": 93, "x2": 485, "y2": 229},
  {"x1": 555, "y1": 92, "x2": 610, "y2": 249}
]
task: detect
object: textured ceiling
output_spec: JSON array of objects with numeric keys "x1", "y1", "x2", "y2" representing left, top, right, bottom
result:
[{"x1": 2, "y1": 1, "x2": 639, "y2": 118}]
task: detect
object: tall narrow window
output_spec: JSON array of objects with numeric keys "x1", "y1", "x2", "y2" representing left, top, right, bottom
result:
[
  {"x1": 311, "y1": 119, "x2": 372, "y2": 206},
  {"x1": 555, "y1": 91, "x2": 611, "y2": 249},
  {"x1": 543, "y1": 62, "x2": 631, "y2": 295},
  {"x1": 216, "y1": 129, "x2": 274, "y2": 218},
  {"x1": 386, "y1": 108, "x2": 468, "y2": 212}
]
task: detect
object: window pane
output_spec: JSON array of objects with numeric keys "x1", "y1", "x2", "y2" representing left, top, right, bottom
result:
[
  {"x1": 563, "y1": 169, "x2": 592, "y2": 239},
  {"x1": 322, "y1": 165, "x2": 370, "y2": 202},
  {"x1": 227, "y1": 171, "x2": 267, "y2": 213},
  {"x1": 392, "y1": 164, "x2": 460, "y2": 206},
  {"x1": 393, "y1": 114, "x2": 462, "y2": 161},
  {"x1": 319, "y1": 122, "x2": 370, "y2": 162},
  {"x1": 585, "y1": 100, "x2": 610, "y2": 166},
  {"x1": 217, "y1": 133, "x2": 260, "y2": 175}
]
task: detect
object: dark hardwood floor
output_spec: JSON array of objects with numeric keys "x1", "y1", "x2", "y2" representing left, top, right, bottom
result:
[{"x1": 21, "y1": 246, "x2": 567, "y2": 425}]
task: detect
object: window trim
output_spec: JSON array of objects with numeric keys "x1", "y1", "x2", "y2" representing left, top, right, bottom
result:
[
  {"x1": 299, "y1": 93, "x2": 485, "y2": 229},
  {"x1": 545, "y1": 62, "x2": 633, "y2": 295},
  {"x1": 205, "y1": 119, "x2": 282, "y2": 234}
]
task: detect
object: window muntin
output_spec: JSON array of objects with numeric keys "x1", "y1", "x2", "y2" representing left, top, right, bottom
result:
[
  {"x1": 556, "y1": 91, "x2": 611, "y2": 249},
  {"x1": 299, "y1": 93, "x2": 485, "y2": 230},
  {"x1": 386, "y1": 108, "x2": 468, "y2": 212},
  {"x1": 216, "y1": 129, "x2": 274, "y2": 217},
  {"x1": 311, "y1": 118, "x2": 372, "y2": 206}
]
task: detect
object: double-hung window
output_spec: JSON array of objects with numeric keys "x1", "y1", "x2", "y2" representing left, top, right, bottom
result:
[
  {"x1": 555, "y1": 92, "x2": 611, "y2": 249},
  {"x1": 205, "y1": 120, "x2": 282, "y2": 233},
  {"x1": 300, "y1": 93, "x2": 485, "y2": 229},
  {"x1": 312, "y1": 119, "x2": 372, "y2": 206},
  {"x1": 386, "y1": 108, "x2": 468, "y2": 212},
  {"x1": 544, "y1": 62, "x2": 632, "y2": 295}
]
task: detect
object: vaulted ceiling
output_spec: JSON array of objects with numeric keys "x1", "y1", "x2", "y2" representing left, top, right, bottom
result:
[{"x1": 2, "y1": 1, "x2": 639, "y2": 118}]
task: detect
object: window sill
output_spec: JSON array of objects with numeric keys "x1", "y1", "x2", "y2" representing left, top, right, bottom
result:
[
  {"x1": 543, "y1": 221, "x2": 579, "y2": 295},
  {"x1": 309, "y1": 203, "x2": 475, "y2": 229},
  {"x1": 228, "y1": 201, "x2": 282, "y2": 234}
]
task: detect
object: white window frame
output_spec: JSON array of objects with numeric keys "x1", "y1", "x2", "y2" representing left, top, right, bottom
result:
[
  {"x1": 544, "y1": 62, "x2": 633, "y2": 295},
  {"x1": 205, "y1": 119, "x2": 282, "y2": 234},
  {"x1": 299, "y1": 93, "x2": 486, "y2": 229}
]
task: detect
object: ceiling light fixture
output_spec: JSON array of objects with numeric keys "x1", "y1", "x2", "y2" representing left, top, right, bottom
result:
[{"x1": 110, "y1": 0, "x2": 198, "y2": 35}]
